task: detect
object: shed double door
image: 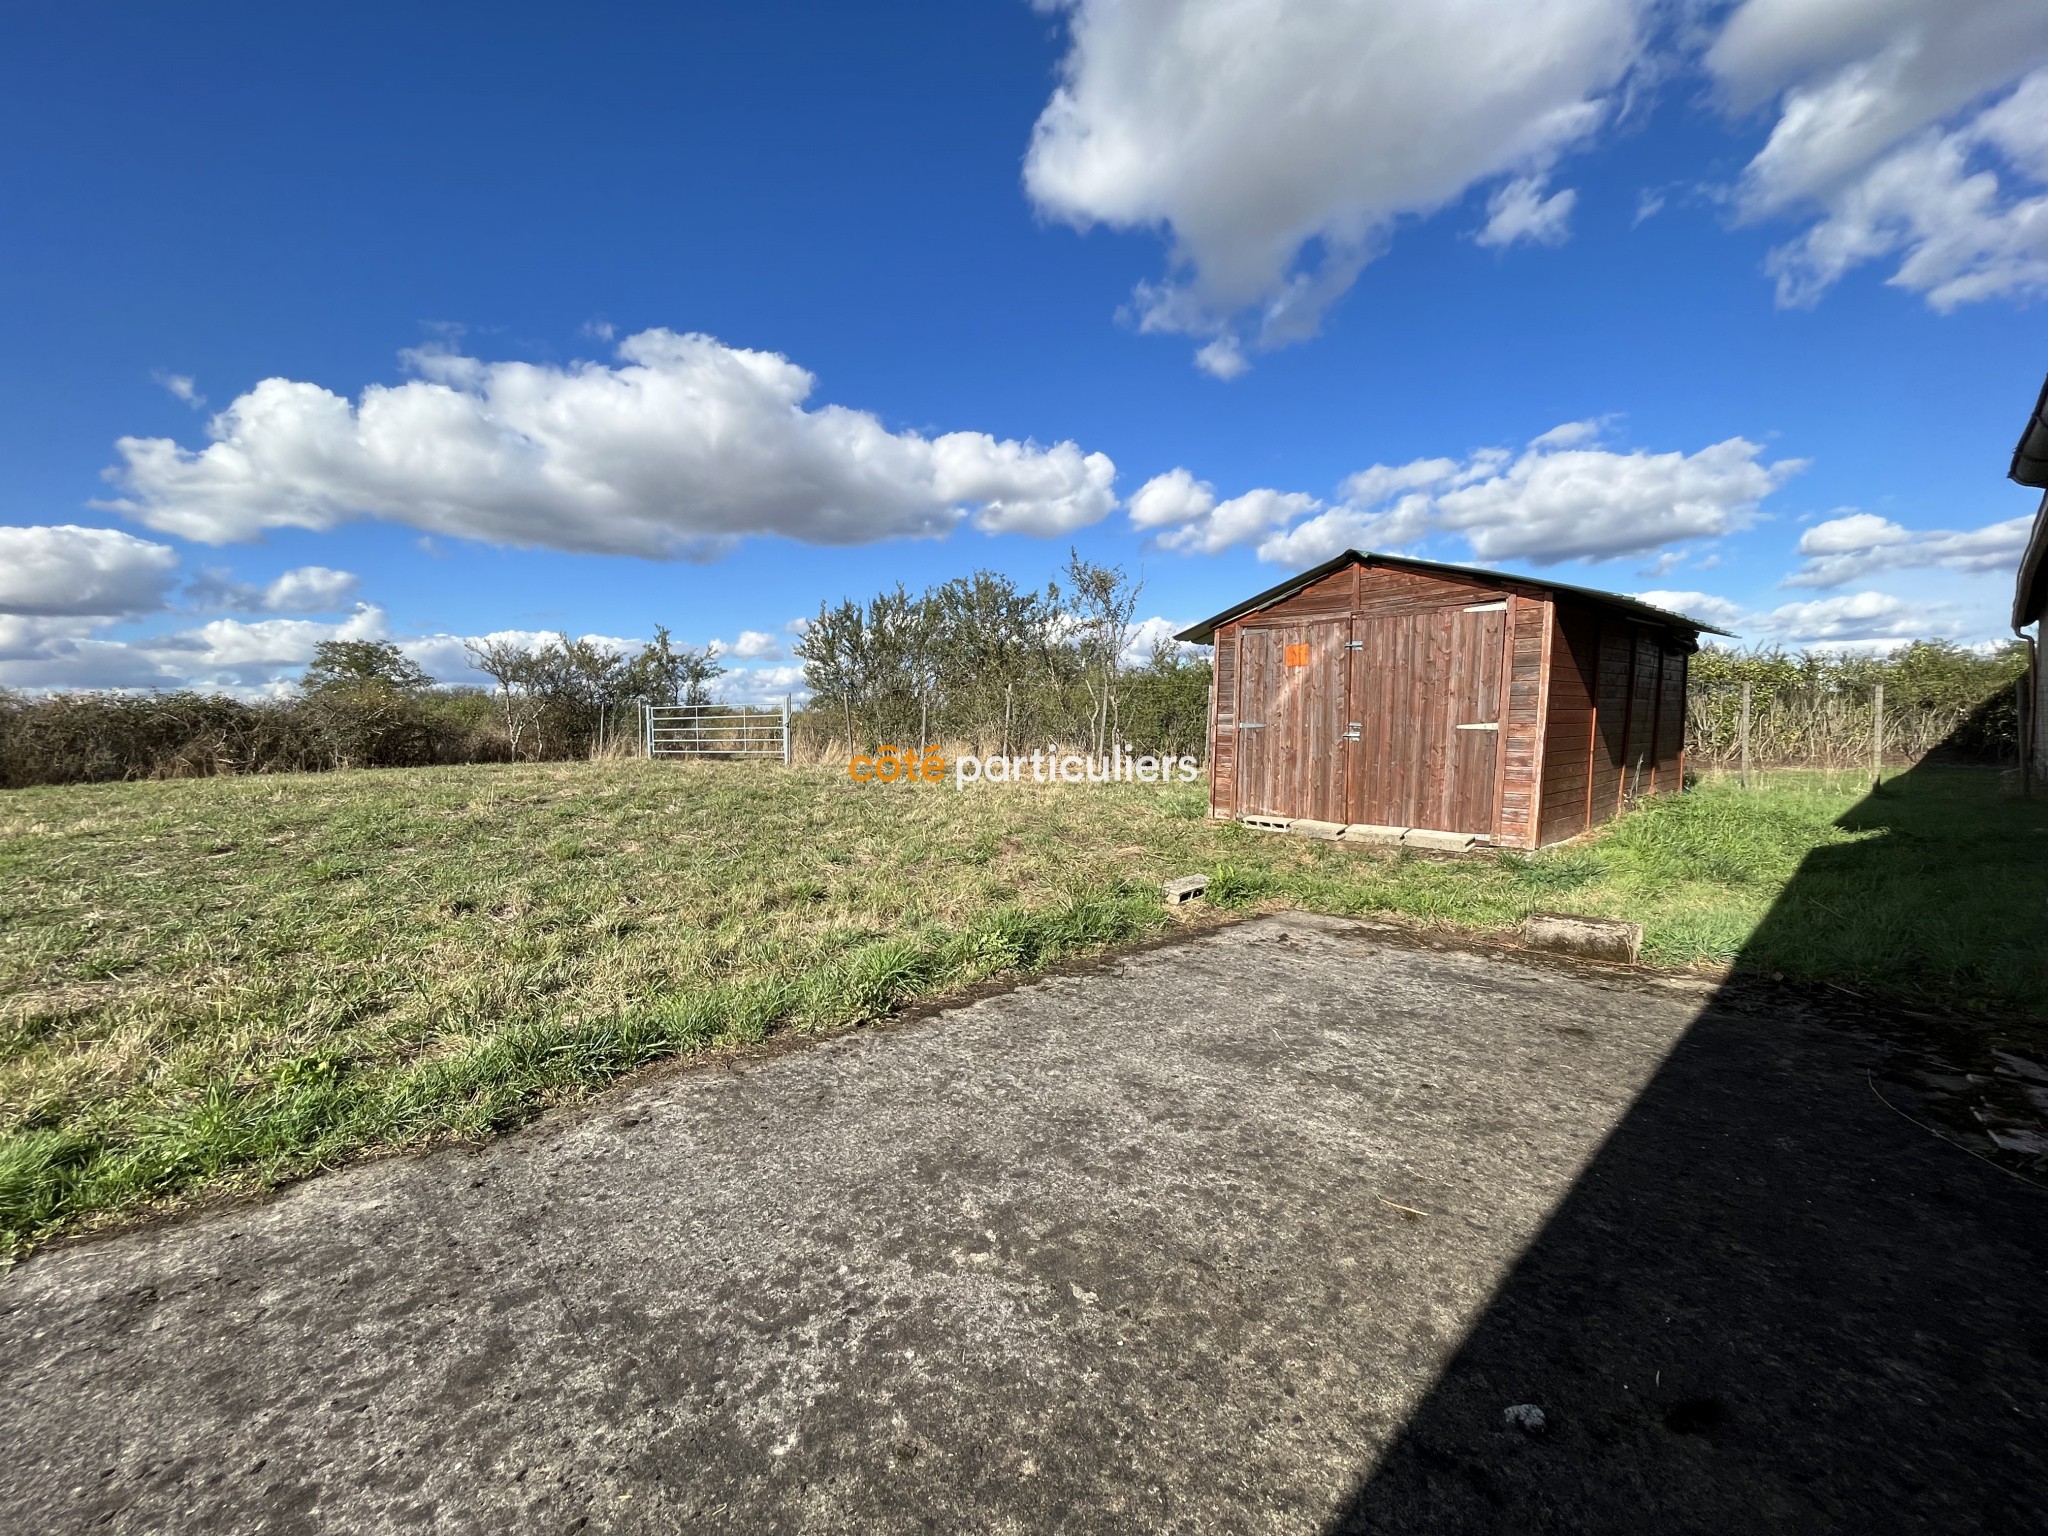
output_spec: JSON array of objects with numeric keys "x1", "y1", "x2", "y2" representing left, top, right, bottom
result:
[
  {"x1": 1233, "y1": 621, "x2": 1350, "y2": 821},
  {"x1": 1347, "y1": 603, "x2": 1506, "y2": 833},
  {"x1": 1233, "y1": 604, "x2": 1506, "y2": 832}
]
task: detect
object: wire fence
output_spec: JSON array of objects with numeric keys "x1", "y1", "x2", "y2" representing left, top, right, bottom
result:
[{"x1": 1684, "y1": 678, "x2": 2020, "y2": 783}]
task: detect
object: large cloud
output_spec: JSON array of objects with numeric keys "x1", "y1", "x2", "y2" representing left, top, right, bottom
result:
[
  {"x1": 102, "y1": 331, "x2": 1118, "y2": 557},
  {"x1": 1128, "y1": 470, "x2": 1321, "y2": 555},
  {"x1": 0, "y1": 525, "x2": 179, "y2": 617},
  {"x1": 1708, "y1": 2, "x2": 2048, "y2": 307},
  {"x1": 0, "y1": 605, "x2": 392, "y2": 694},
  {"x1": 1023, "y1": 2, "x2": 2048, "y2": 355},
  {"x1": 186, "y1": 565, "x2": 362, "y2": 613},
  {"x1": 1786, "y1": 510, "x2": 2031, "y2": 586},
  {"x1": 1135, "y1": 424, "x2": 1801, "y2": 569},
  {"x1": 1025, "y1": 0, "x2": 1644, "y2": 373},
  {"x1": 1638, "y1": 587, "x2": 1971, "y2": 647},
  {"x1": 1752, "y1": 590, "x2": 1955, "y2": 645}
]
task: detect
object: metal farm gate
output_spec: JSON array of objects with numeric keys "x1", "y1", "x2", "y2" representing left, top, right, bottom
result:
[{"x1": 644, "y1": 698, "x2": 791, "y2": 764}]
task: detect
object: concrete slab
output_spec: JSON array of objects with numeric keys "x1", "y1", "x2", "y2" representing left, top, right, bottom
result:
[
  {"x1": 1287, "y1": 819, "x2": 1346, "y2": 841},
  {"x1": 2, "y1": 916, "x2": 2042, "y2": 1533},
  {"x1": 1339, "y1": 823, "x2": 1407, "y2": 844},
  {"x1": 1401, "y1": 828, "x2": 1479, "y2": 852},
  {"x1": 1524, "y1": 911, "x2": 1644, "y2": 964}
]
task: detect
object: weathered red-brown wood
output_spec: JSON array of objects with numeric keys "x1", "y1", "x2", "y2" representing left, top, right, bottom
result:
[
  {"x1": 1535, "y1": 603, "x2": 1600, "y2": 845},
  {"x1": 1232, "y1": 618, "x2": 1350, "y2": 821},
  {"x1": 1337, "y1": 600, "x2": 1501, "y2": 832},
  {"x1": 1621, "y1": 629, "x2": 1659, "y2": 805},
  {"x1": 1198, "y1": 555, "x2": 1700, "y2": 845},
  {"x1": 1654, "y1": 646, "x2": 1687, "y2": 790},
  {"x1": 1210, "y1": 625, "x2": 1240, "y2": 816}
]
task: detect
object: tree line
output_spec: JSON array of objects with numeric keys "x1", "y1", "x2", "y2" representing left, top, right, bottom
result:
[
  {"x1": 10, "y1": 575, "x2": 2022, "y2": 790},
  {"x1": 791, "y1": 551, "x2": 1212, "y2": 759},
  {"x1": 0, "y1": 630, "x2": 722, "y2": 788}
]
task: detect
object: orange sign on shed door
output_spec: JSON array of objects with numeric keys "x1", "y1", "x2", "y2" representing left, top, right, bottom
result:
[{"x1": 1283, "y1": 642, "x2": 1311, "y2": 667}]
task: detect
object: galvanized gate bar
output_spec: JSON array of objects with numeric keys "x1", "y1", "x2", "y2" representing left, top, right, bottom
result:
[{"x1": 644, "y1": 697, "x2": 792, "y2": 761}]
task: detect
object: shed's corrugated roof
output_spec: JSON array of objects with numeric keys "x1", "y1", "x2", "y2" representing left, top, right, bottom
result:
[{"x1": 1172, "y1": 550, "x2": 1735, "y2": 645}]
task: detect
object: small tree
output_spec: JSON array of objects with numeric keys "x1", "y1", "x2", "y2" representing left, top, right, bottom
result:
[
  {"x1": 297, "y1": 639, "x2": 436, "y2": 768},
  {"x1": 465, "y1": 637, "x2": 548, "y2": 759},
  {"x1": 302, "y1": 639, "x2": 433, "y2": 695},
  {"x1": 1057, "y1": 550, "x2": 1143, "y2": 755},
  {"x1": 796, "y1": 599, "x2": 868, "y2": 752},
  {"x1": 623, "y1": 626, "x2": 723, "y2": 708}
]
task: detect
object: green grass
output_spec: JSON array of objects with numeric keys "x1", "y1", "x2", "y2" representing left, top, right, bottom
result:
[{"x1": 2, "y1": 758, "x2": 2040, "y2": 1251}]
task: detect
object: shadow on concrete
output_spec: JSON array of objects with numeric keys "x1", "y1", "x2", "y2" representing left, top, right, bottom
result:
[{"x1": 1323, "y1": 761, "x2": 2048, "y2": 1533}]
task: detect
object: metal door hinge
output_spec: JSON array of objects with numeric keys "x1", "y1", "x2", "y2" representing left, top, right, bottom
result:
[{"x1": 1456, "y1": 722, "x2": 1500, "y2": 731}]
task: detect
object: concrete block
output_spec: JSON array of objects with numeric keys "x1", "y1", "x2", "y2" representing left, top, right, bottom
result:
[
  {"x1": 1239, "y1": 815, "x2": 1293, "y2": 833},
  {"x1": 1338, "y1": 824, "x2": 1407, "y2": 845},
  {"x1": 1523, "y1": 912, "x2": 1643, "y2": 964},
  {"x1": 1289, "y1": 819, "x2": 1346, "y2": 841},
  {"x1": 1161, "y1": 875, "x2": 1209, "y2": 906},
  {"x1": 1402, "y1": 828, "x2": 1479, "y2": 852}
]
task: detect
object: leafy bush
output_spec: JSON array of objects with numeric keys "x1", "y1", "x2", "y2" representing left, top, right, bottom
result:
[{"x1": 1687, "y1": 640, "x2": 2027, "y2": 767}]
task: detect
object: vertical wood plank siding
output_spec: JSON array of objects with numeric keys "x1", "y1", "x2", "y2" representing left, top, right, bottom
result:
[
  {"x1": 1536, "y1": 603, "x2": 1601, "y2": 844},
  {"x1": 1209, "y1": 626, "x2": 1238, "y2": 816},
  {"x1": 1202, "y1": 556, "x2": 1697, "y2": 845},
  {"x1": 1590, "y1": 618, "x2": 1633, "y2": 819},
  {"x1": 1654, "y1": 645, "x2": 1687, "y2": 791},
  {"x1": 1494, "y1": 593, "x2": 1550, "y2": 849},
  {"x1": 1623, "y1": 630, "x2": 1661, "y2": 804}
]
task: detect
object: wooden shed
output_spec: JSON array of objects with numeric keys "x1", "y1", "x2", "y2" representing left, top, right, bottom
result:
[{"x1": 1175, "y1": 551, "x2": 1727, "y2": 849}]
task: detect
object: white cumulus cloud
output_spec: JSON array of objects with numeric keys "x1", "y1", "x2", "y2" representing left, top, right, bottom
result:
[
  {"x1": 718, "y1": 629, "x2": 782, "y2": 660},
  {"x1": 1025, "y1": 0, "x2": 1645, "y2": 371},
  {"x1": 101, "y1": 330, "x2": 1118, "y2": 558},
  {"x1": 716, "y1": 664, "x2": 809, "y2": 708},
  {"x1": 1476, "y1": 175, "x2": 1580, "y2": 249},
  {"x1": 1127, "y1": 470, "x2": 1322, "y2": 556},
  {"x1": 1149, "y1": 424, "x2": 1801, "y2": 571},
  {"x1": 1431, "y1": 435, "x2": 1801, "y2": 563},
  {"x1": 1629, "y1": 588, "x2": 1971, "y2": 647},
  {"x1": 1120, "y1": 614, "x2": 1203, "y2": 667},
  {"x1": 187, "y1": 565, "x2": 362, "y2": 613},
  {"x1": 0, "y1": 525, "x2": 180, "y2": 618},
  {"x1": 1786, "y1": 509, "x2": 2031, "y2": 586},
  {"x1": 0, "y1": 604, "x2": 393, "y2": 695},
  {"x1": 1707, "y1": 2, "x2": 2048, "y2": 308},
  {"x1": 1752, "y1": 590, "x2": 1953, "y2": 645}
]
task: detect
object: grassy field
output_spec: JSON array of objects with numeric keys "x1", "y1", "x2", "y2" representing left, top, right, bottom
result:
[{"x1": 3, "y1": 758, "x2": 2042, "y2": 1252}]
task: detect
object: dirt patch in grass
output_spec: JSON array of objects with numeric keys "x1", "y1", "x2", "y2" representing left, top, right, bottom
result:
[{"x1": 2, "y1": 758, "x2": 2040, "y2": 1250}]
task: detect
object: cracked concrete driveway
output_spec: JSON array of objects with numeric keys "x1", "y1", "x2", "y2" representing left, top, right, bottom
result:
[{"x1": 3, "y1": 913, "x2": 2044, "y2": 1533}]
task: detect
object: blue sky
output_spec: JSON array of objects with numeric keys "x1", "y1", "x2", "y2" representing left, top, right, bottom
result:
[{"x1": 3, "y1": 1, "x2": 2045, "y2": 701}]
